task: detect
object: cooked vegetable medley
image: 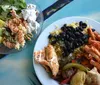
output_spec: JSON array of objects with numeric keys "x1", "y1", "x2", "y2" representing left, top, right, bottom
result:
[
  {"x1": 34, "y1": 21, "x2": 100, "y2": 85},
  {"x1": 0, "y1": 0, "x2": 39, "y2": 49}
]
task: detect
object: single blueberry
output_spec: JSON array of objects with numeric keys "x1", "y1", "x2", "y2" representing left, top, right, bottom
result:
[
  {"x1": 79, "y1": 21, "x2": 83, "y2": 26},
  {"x1": 78, "y1": 27, "x2": 83, "y2": 31},
  {"x1": 65, "y1": 34, "x2": 69, "y2": 39},
  {"x1": 82, "y1": 23, "x2": 87, "y2": 28}
]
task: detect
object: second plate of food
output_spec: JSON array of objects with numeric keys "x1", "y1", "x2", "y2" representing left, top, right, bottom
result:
[{"x1": 33, "y1": 16, "x2": 100, "y2": 85}]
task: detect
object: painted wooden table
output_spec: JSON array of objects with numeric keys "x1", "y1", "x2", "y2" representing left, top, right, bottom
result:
[{"x1": 0, "y1": 0, "x2": 100, "y2": 85}]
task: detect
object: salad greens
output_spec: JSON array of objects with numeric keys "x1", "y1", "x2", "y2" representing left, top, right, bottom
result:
[{"x1": 0, "y1": 0, "x2": 27, "y2": 20}]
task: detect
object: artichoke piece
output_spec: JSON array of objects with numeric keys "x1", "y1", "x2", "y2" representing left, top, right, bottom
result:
[
  {"x1": 0, "y1": 36, "x2": 3, "y2": 43},
  {"x1": 0, "y1": 19, "x2": 5, "y2": 27},
  {"x1": 70, "y1": 70, "x2": 86, "y2": 85},
  {"x1": 0, "y1": 28, "x2": 3, "y2": 36}
]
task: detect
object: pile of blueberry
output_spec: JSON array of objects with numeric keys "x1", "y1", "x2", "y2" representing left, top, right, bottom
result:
[{"x1": 48, "y1": 21, "x2": 89, "y2": 57}]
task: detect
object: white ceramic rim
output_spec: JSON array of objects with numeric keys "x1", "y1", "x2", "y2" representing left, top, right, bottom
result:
[{"x1": 33, "y1": 16, "x2": 100, "y2": 85}]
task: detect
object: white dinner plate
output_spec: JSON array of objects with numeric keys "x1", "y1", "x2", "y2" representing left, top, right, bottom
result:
[{"x1": 33, "y1": 16, "x2": 100, "y2": 85}]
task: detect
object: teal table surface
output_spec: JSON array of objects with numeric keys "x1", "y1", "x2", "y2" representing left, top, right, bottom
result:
[{"x1": 0, "y1": 0, "x2": 100, "y2": 85}]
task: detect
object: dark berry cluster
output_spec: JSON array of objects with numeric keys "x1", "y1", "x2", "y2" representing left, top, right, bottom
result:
[{"x1": 48, "y1": 21, "x2": 89, "y2": 57}]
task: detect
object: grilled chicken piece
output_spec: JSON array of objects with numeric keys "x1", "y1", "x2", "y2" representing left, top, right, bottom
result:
[
  {"x1": 34, "y1": 50, "x2": 49, "y2": 66},
  {"x1": 34, "y1": 44, "x2": 59, "y2": 77},
  {"x1": 45, "y1": 44, "x2": 59, "y2": 77}
]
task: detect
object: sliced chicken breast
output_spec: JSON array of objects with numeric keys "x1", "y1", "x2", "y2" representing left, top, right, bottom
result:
[{"x1": 34, "y1": 44, "x2": 59, "y2": 77}]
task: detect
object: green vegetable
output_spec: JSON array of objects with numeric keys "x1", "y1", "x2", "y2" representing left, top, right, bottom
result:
[
  {"x1": 3, "y1": 30, "x2": 10, "y2": 36},
  {"x1": 63, "y1": 63, "x2": 90, "y2": 72},
  {"x1": 0, "y1": 19, "x2": 5, "y2": 27},
  {"x1": 0, "y1": 0, "x2": 26, "y2": 9},
  {"x1": 1, "y1": 5, "x2": 10, "y2": 11},
  {"x1": 0, "y1": 28, "x2": 3, "y2": 36},
  {"x1": 0, "y1": 0, "x2": 27, "y2": 20},
  {"x1": 25, "y1": 33, "x2": 33, "y2": 41},
  {"x1": 0, "y1": 36, "x2": 3, "y2": 43}
]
